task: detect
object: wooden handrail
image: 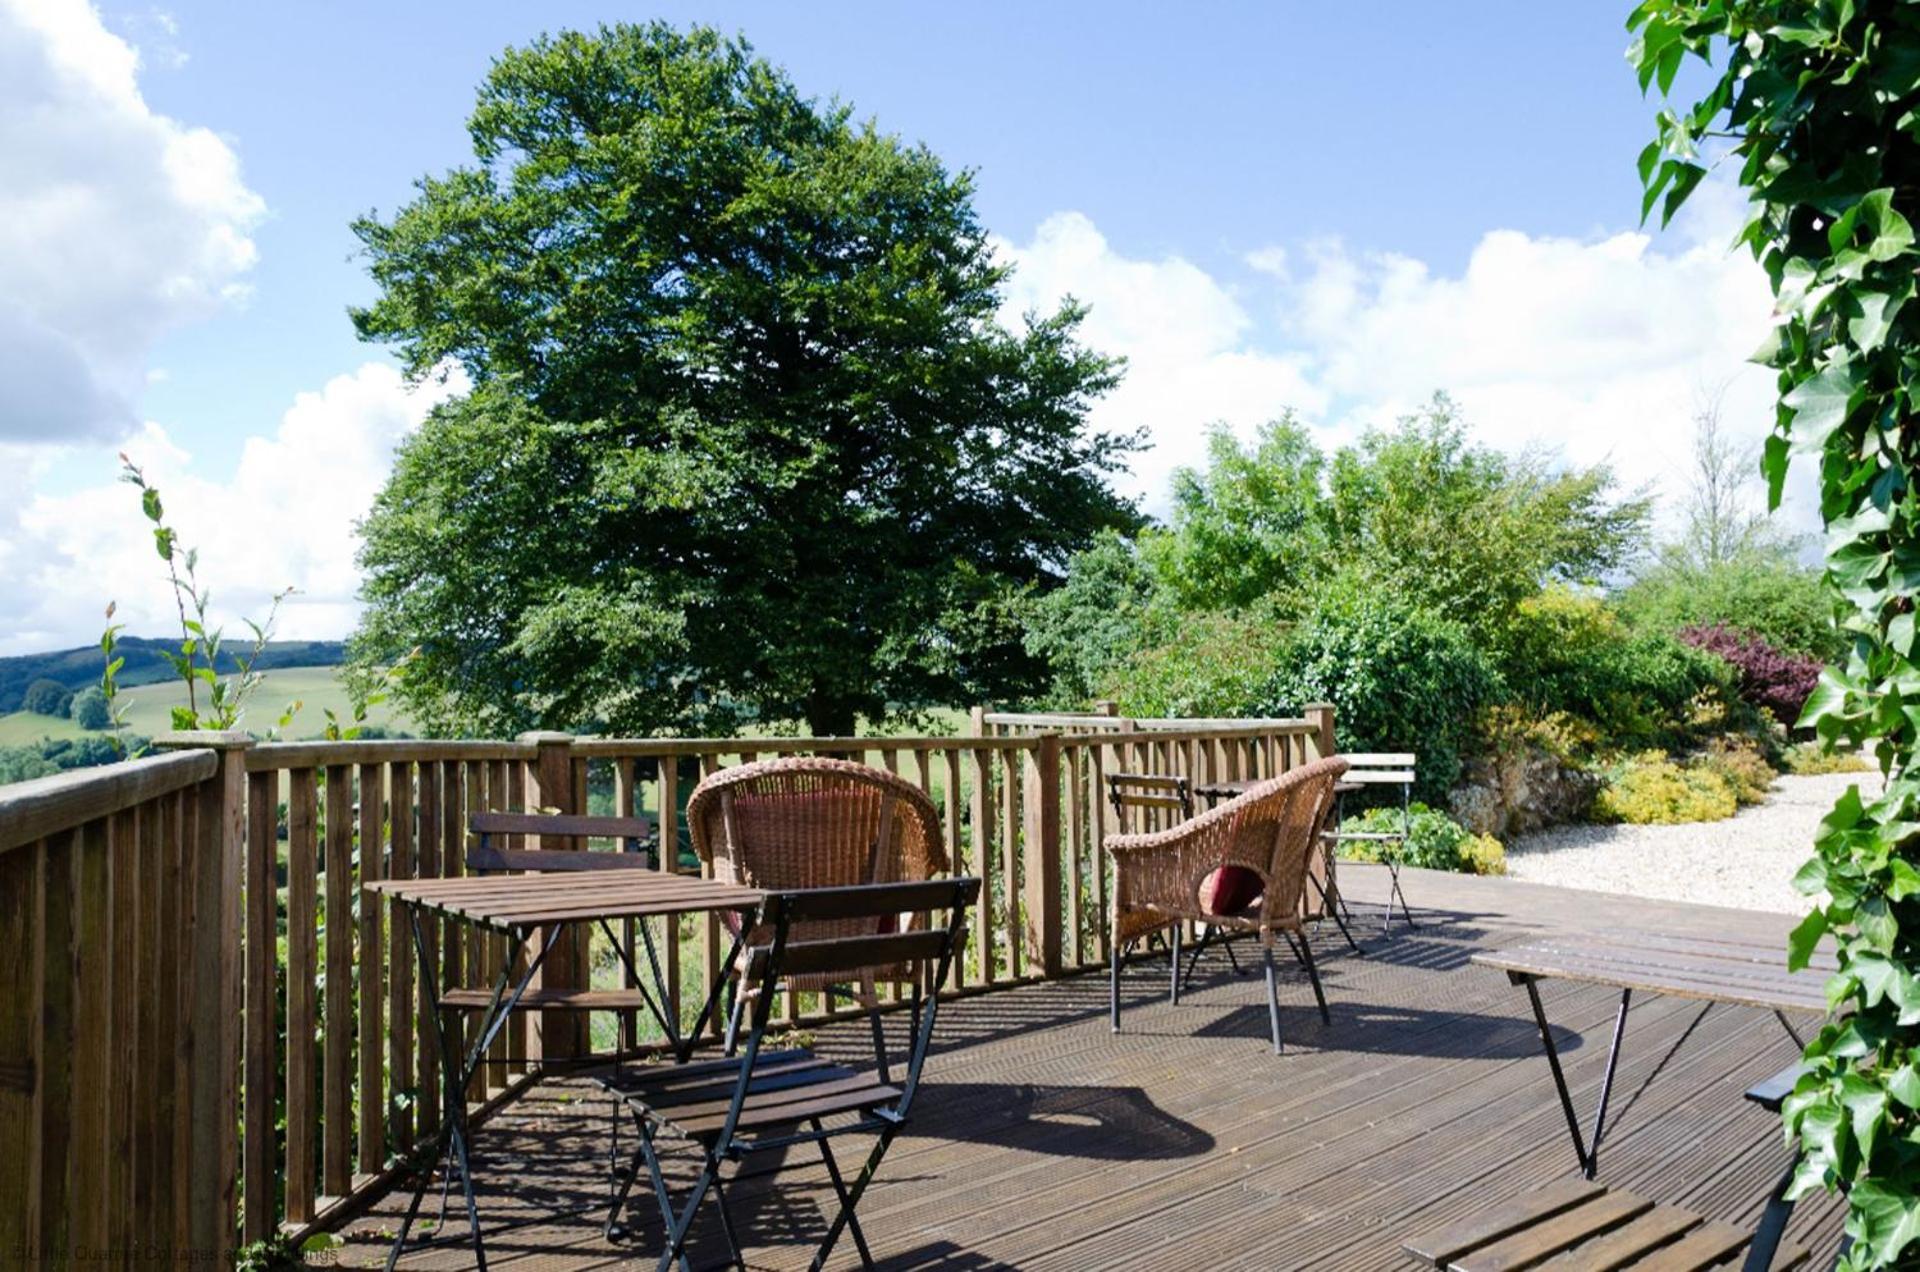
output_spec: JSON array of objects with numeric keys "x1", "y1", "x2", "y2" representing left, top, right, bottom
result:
[{"x1": 0, "y1": 748, "x2": 217, "y2": 853}]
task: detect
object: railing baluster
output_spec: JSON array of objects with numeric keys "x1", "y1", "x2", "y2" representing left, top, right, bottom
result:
[{"x1": 285, "y1": 767, "x2": 318, "y2": 1223}]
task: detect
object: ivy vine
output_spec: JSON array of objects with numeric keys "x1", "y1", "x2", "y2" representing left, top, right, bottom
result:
[{"x1": 1630, "y1": 2, "x2": 1920, "y2": 1265}]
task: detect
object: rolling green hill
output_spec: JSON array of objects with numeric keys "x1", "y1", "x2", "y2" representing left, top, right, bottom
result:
[
  {"x1": 0, "y1": 637, "x2": 348, "y2": 712},
  {"x1": 0, "y1": 665, "x2": 409, "y2": 745}
]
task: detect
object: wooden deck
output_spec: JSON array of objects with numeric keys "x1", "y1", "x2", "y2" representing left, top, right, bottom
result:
[{"x1": 329, "y1": 865, "x2": 1844, "y2": 1269}]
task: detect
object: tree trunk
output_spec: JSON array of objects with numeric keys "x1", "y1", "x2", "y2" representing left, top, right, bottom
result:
[{"x1": 805, "y1": 693, "x2": 858, "y2": 740}]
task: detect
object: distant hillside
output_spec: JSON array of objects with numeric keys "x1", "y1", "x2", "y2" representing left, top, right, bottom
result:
[{"x1": 0, "y1": 638, "x2": 348, "y2": 712}]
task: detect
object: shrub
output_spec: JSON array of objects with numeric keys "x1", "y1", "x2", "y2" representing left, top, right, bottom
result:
[
  {"x1": 21, "y1": 677, "x2": 72, "y2": 718},
  {"x1": 1256, "y1": 577, "x2": 1499, "y2": 800},
  {"x1": 1779, "y1": 742, "x2": 1871, "y2": 776},
  {"x1": 68, "y1": 686, "x2": 110, "y2": 730},
  {"x1": 1494, "y1": 587, "x2": 1736, "y2": 752},
  {"x1": 1591, "y1": 752, "x2": 1738, "y2": 824},
  {"x1": 1099, "y1": 609, "x2": 1291, "y2": 718},
  {"x1": 1337, "y1": 802, "x2": 1505, "y2": 875},
  {"x1": 1616, "y1": 554, "x2": 1839, "y2": 661},
  {"x1": 1676, "y1": 623, "x2": 1821, "y2": 728},
  {"x1": 1696, "y1": 735, "x2": 1776, "y2": 805}
]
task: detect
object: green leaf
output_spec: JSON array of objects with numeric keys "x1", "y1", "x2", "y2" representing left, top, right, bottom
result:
[
  {"x1": 1888, "y1": 1064, "x2": 1920, "y2": 1109},
  {"x1": 1783, "y1": 362, "x2": 1858, "y2": 451},
  {"x1": 1793, "y1": 855, "x2": 1830, "y2": 895},
  {"x1": 1851, "y1": 1180, "x2": 1920, "y2": 1266},
  {"x1": 1788, "y1": 908, "x2": 1829, "y2": 971}
]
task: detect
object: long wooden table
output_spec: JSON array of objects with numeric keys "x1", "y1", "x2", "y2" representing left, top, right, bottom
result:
[
  {"x1": 1474, "y1": 929, "x2": 1830, "y2": 1179},
  {"x1": 365, "y1": 871, "x2": 764, "y2": 1271}
]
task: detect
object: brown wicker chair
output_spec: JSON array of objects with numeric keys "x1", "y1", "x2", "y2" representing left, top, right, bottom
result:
[
  {"x1": 1106, "y1": 755, "x2": 1348, "y2": 1054},
  {"x1": 687, "y1": 757, "x2": 950, "y2": 1077}
]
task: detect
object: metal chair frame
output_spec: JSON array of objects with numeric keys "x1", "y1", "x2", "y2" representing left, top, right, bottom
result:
[
  {"x1": 598, "y1": 878, "x2": 979, "y2": 1272},
  {"x1": 1322, "y1": 753, "x2": 1419, "y2": 932}
]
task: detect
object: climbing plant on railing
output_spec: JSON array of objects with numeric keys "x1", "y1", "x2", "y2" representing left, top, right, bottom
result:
[{"x1": 1629, "y1": 2, "x2": 1920, "y2": 1265}]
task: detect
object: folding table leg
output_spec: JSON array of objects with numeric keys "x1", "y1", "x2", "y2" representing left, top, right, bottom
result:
[
  {"x1": 1310, "y1": 873, "x2": 1366, "y2": 955},
  {"x1": 683, "y1": 911, "x2": 755, "y2": 1061},
  {"x1": 602, "y1": 915, "x2": 679, "y2": 1050},
  {"x1": 1519, "y1": 974, "x2": 1619, "y2": 1177}
]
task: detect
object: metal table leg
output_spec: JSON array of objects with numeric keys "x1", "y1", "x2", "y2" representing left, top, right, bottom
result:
[
  {"x1": 386, "y1": 913, "x2": 567, "y2": 1270},
  {"x1": 1517, "y1": 974, "x2": 1632, "y2": 1179}
]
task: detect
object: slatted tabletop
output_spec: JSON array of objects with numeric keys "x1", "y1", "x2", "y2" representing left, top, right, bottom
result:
[
  {"x1": 1473, "y1": 929, "x2": 1831, "y2": 1015},
  {"x1": 365, "y1": 871, "x2": 764, "y2": 931}
]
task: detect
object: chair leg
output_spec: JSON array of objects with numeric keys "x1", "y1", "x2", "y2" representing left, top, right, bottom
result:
[
  {"x1": 710, "y1": 1175, "x2": 747, "y2": 1272},
  {"x1": 1297, "y1": 927, "x2": 1331, "y2": 1025},
  {"x1": 814, "y1": 1118, "x2": 877, "y2": 1269},
  {"x1": 1263, "y1": 944, "x2": 1284, "y2": 1055},
  {"x1": 1169, "y1": 924, "x2": 1183, "y2": 1005},
  {"x1": 812, "y1": 1127, "x2": 898, "y2": 1272},
  {"x1": 1110, "y1": 941, "x2": 1125, "y2": 1033}
]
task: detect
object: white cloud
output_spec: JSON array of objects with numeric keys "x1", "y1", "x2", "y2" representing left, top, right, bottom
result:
[
  {"x1": 0, "y1": 0, "x2": 261, "y2": 441},
  {"x1": 2, "y1": 363, "x2": 464, "y2": 655},
  {"x1": 994, "y1": 213, "x2": 1329, "y2": 506},
  {"x1": 995, "y1": 183, "x2": 1807, "y2": 535}
]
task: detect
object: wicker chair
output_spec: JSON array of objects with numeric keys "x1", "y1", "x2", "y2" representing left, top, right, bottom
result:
[
  {"x1": 687, "y1": 757, "x2": 950, "y2": 1077},
  {"x1": 1106, "y1": 756, "x2": 1348, "y2": 1054}
]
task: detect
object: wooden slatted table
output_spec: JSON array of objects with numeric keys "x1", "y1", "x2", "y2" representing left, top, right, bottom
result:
[
  {"x1": 366, "y1": 871, "x2": 763, "y2": 1271},
  {"x1": 1474, "y1": 929, "x2": 1829, "y2": 1180}
]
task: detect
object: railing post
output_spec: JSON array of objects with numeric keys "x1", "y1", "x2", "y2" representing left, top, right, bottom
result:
[
  {"x1": 155, "y1": 730, "x2": 251, "y2": 1258},
  {"x1": 519, "y1": 731, "x2": 582, "y2": 1059},
  {"x1": 1306, "y1": 703, "x2": 1337, "y2": 761},
  {"x1": 969, "y1": 705, "x2": 988, "y2": 739},
  {"x1": 1093, "y1": 700, "x2": 1118, "y2": 717},
  {"x1": 1024, "y1": 734, "x2": 1063, "y2": 978}
]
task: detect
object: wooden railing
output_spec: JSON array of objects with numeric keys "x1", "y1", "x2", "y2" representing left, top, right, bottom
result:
[
  {"x1": 0, "y1": 740, "x2": 247, "y2": 1267},
  {"x1": 0, "y1": 709, "x2": 1333, "y2": 1253}
]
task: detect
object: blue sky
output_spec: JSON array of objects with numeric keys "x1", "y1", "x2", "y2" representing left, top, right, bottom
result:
[
  {"x1": 3, "y1": 1, "x2": 1776, "y2": 652},
  {"x1": 129, "y1": 1, "x2": 1661, "y2": 456}
]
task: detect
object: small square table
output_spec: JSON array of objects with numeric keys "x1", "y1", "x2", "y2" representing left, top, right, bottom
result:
[{"x1": 367, "y1": 870, "x2": 764, "y2": 1270}]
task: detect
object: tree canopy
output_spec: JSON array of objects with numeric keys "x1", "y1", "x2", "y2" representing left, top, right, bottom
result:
[{"x1": 349, "y1": 23, "x2": 1137, "y2": 736}]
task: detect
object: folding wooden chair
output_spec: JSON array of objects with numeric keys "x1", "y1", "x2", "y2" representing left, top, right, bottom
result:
[
  {"x1": 1105, "y1": 771, "x2": 1193, "y2": 833},
  {"x1": 594, "y1": 877, "x2": 979, "y2": 1271},
  {"x1": 1321, "y1": 752, "x2": 1418, "y2": 931}
]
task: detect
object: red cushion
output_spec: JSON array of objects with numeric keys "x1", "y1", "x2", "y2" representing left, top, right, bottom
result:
[{"x1": 1198, "y1": 866, "x2": 1263, "y2": 916}]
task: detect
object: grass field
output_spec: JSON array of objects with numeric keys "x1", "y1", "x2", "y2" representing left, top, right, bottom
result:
[{"x1": 0, "y1": 665, "x2": 410, "y2": 745}]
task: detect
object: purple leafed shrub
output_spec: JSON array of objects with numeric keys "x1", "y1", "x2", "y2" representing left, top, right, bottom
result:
[{"x1": 1678, "y1": 623, "x2": 1822, "y2": 727}]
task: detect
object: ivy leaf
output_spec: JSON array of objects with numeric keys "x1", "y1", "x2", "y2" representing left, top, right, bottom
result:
[
  {"x1": 1799, "y1": 671, "x2": 1851, "y2": 730},
  {"x1": 1783, "y1": 362, "x2": 1859, "y2": 451},
  {"x1": 1788, "y1": 908, "x2": 1830, "y2": 971},
  {"x1": 1793, "y1": 855, "x2": 1830, "y2": 895},
  {"x1": 1851, "y1": 1180, "x2": 1920, "y2": 1267},
  {"x1": 1887, "y1": 1064, "x2": 1920, "y2": 1110}
]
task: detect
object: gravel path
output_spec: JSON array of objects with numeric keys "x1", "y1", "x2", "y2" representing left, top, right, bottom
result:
[{"x1": 1505, "y1": 770, "x2": 1883, "y2": 915}]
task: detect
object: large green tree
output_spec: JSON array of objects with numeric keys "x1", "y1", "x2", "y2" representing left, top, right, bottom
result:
[{"x1": 349, "y1": 24, "x2": 1136, "y2": 737}]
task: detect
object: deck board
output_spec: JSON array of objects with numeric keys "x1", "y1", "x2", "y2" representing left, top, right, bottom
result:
[{"x1": 330, "y1": 865, "x2": 1846, "y2": 1269}]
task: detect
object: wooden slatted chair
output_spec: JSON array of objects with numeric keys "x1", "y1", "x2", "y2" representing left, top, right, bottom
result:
[
  {"x1": 594, "y1": 877, "x2": 979, "y2": 1271},
  {"x1": 1323, "y1": 751, "x2": 1419, "y2": 931},
  {"x1": 1401, "y1": 1064, "x2": 1821, "y2": 1271},
  {"x1": 1105, "y1": 771, "x2": 1194, "y2": 833},
  {"x1": 1106, "y1": 756, "x2": 1348, "y2": 1054},
  {"x1": 442, "y1": 811, "x2": 662, "y2": 1032},
  {"x1": 687, "y1": 757, "x2": 950, "y2": 1080}
]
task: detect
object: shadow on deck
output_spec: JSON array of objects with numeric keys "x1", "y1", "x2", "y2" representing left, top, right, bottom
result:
[{"x1": 329, "y1": 865, "x2": 1843, "y2": 1270}]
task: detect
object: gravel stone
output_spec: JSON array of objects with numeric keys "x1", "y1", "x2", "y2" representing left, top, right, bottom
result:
[{"x1": 1504, "y1": 770, "x2": 1883, "y2": 915}]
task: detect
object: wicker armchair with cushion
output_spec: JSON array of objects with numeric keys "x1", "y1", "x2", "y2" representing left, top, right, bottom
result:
[
  {"x1": 1106, "y1": 755, "x2": 1349, "y2": 1054},
  {"x1": 687, "y1": 757, "x2": 951, "y2": 1077}
]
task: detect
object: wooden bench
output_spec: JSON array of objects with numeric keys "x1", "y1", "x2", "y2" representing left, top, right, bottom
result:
[{"x1": 1402, "y1": 1064, "x2": 1819, "y2": 1271}]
